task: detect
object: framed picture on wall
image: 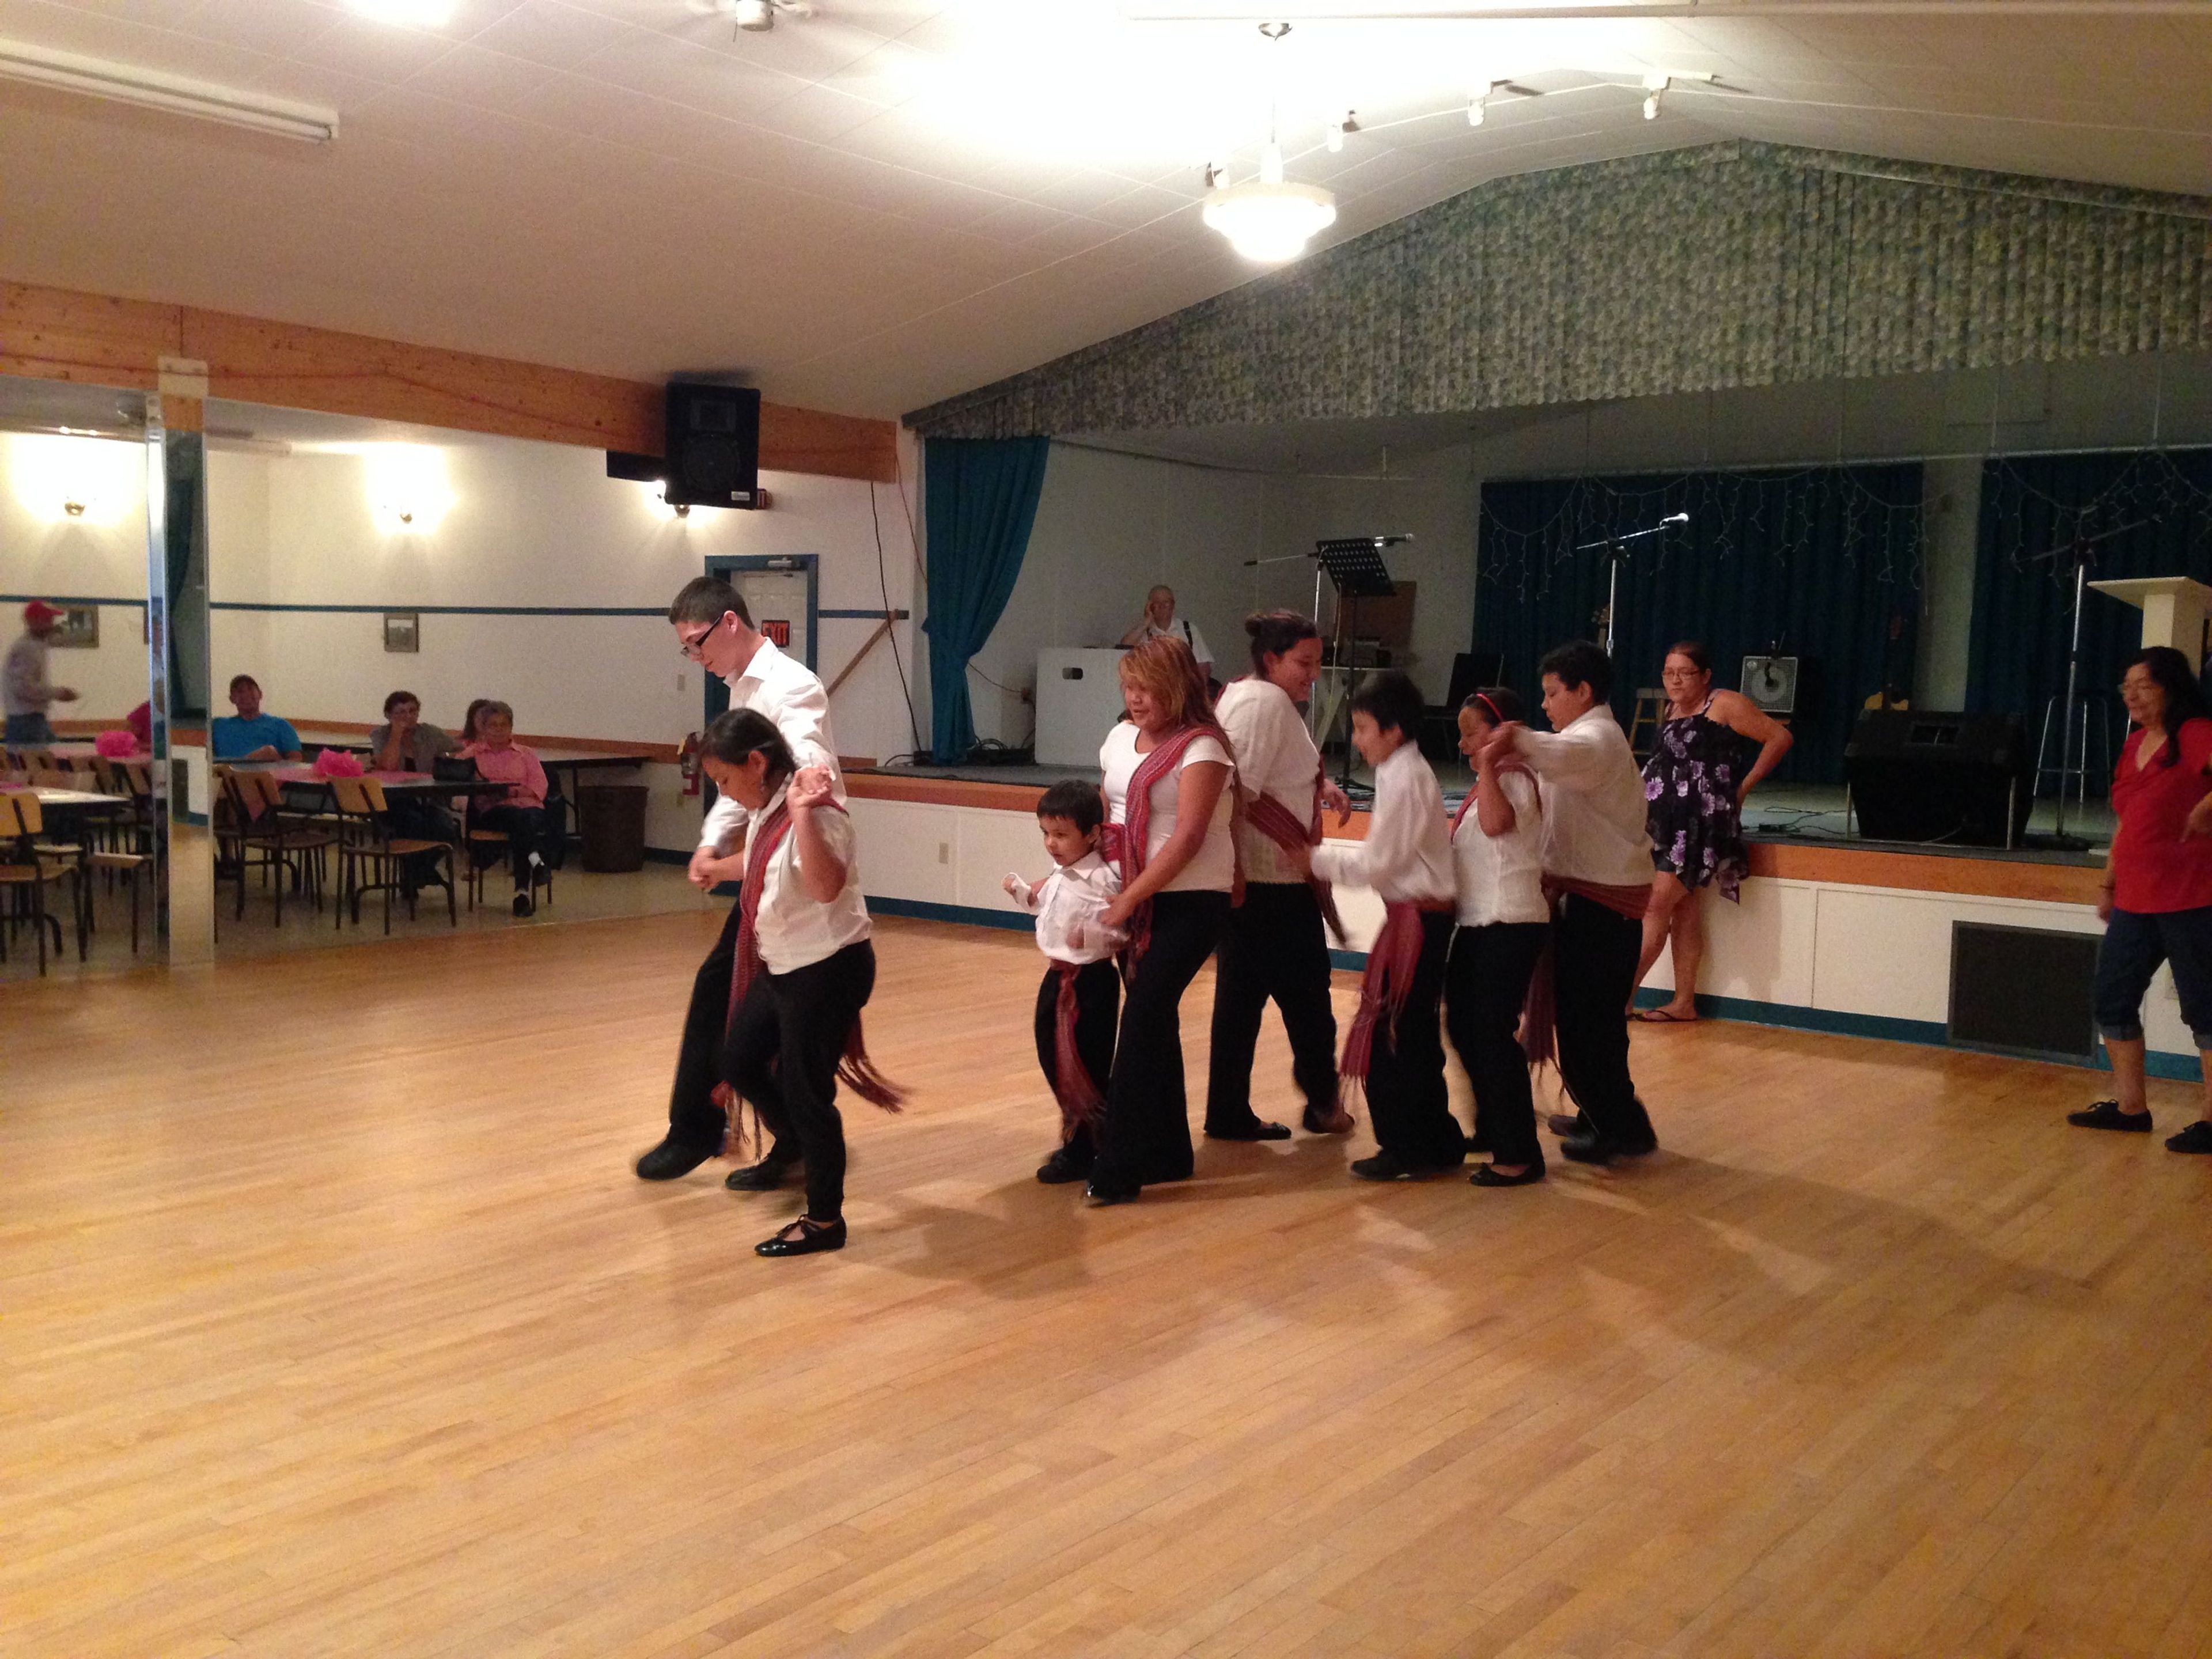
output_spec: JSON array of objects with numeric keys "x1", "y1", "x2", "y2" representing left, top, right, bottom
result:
[
  {"x1": 49, "y1": 604, "x2": 98, "y2": 649},
  {"x1": 384, "y1": 611, "x2": 420, "y2": 654}
]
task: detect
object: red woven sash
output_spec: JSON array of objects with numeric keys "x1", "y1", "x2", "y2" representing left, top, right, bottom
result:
[
  {"x1": 1339, "y1": 899, "x2": 1450, "y2": 1090},
  {"x1": 1109, "y1": 724, "x2": 1210, "y2": 967},
  {"x1": 1515, "y1": 874, "x2": 1655, "y2": 1070},
  {"x1": 1245, "y1": 755, "x2": 1346, "y2": 942},
  {"x1": 1048, "y1": 960, "x2": 1106, "y2": 1135}
]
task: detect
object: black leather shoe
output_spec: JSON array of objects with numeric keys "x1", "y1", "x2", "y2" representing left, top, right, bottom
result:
[
  {"x1": 1472, "y1": 1161, "x2": 1546, "y2": 1187},
  {"x1": 1206, "y1": 1118, "x2": 1291, "y2": 1142},
  {"x1": 2166, "y1": 1120, "x2": 2212, "y2": 1154},
  {"x1": 635, "y1": 1138, "x2": 718, "y2": 1181},
  {"x1": 1084, "y1": 1181, "x2": 1141, "y2": 1206},
  {"x1": 755, "y1": 1215, "x2": 846, "y2": 1256},
  {"x1": 1547, "y1": 1111, "x2": 1589, "y2": 1139},
  {"x1": 725, "y1": 1158, "x2": 798, "y2": 1191},
  {"x1": 2068, "y1": 1100, "x2": 2153, "y2": 1132},
  {"x1": 1558, "y1": 1132, "x2": 1657, "y2": 1165},
  {"x1": 1349, "y1": 1151, "x2": 1457, "y2": 1181},
  {"x1": 1036, "y1": 1145, "x2": 1093, "y2": 1184}
]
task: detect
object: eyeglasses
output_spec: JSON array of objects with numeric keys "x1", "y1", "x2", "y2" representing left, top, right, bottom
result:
[
  {"x1": 1660, "y1": 667, "x2": 1703, "y2": 681},
  {"x1": 676, "y1": 624, "x2": 714, "y2": 661}
]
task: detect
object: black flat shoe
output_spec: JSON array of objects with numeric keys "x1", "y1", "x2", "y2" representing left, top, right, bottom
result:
[
  {"x1": 1349, "y1": 1152, "x2": 1459, "y2": 1181},
  {"x1": 1302, "y1": 1103, "x2": 1355, "y2": 1135},
  {"x1": 1558, "y1": 1132, "x2": 1657, "y2": 1165},
  {"x1": 1084, "y1": 1181, "x2": 1141, "y2": 1206},
  {"x1": 755, "y1": 1215, "x2": 846, "y2": 1256},
  {"x1": 1206, "y1": 1119, "x2": 1291, "y2": 1142},
  {"x1": 1546, "y1": 1111, "x2": 1588, "y2": 1139},
  {"x1": 1472, "y1": 1162, "x2": 1546, "y2": 1187},
  {"x1": 1036, "y1": 1145, "x2": 1094, "y2": 1184},
  {"x1": 635, "y1": 1138, "x2": 718, "y2": 1181},
  {"x1": 725, "y1": 1158, "x2": 798, "y2": 1191},
  {"x1": 2166, "y1": 1121, "x2": 2212, "y2": 1154},
  {"x1": 2068, "y1": 1100, "x2": 2153, "y2": 1132}
]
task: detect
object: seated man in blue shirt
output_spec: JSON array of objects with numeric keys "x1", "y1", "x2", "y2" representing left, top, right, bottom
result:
[{"x1": 211, "y1": 673, "x2": 304, "y2": 762}]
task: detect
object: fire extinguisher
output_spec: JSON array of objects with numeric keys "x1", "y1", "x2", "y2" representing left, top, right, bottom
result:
[{"x1": 677, "y1": 730, "x2": 704, "y2": 797}]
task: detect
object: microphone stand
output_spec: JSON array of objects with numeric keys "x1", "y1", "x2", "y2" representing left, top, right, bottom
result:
[
  {"x1": 2027, "y1": 517, "x2": 2149, "y2": 842},
  {"x1": 1575, "y1": 515, "x2": 1686, "y2": 657}
]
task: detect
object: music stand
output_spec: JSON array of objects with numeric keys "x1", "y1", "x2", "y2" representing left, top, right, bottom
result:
[{"x1": 1316, "y1": 536, "x2": 1403, "y2": 790}]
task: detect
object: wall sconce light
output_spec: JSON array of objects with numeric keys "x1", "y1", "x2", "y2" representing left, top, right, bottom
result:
[
  {"x1": 648, "y1": 483, "x2": 690, "y2": 521},
  {"x1": 10, "y1": 433, "x2": 137, "y2": 525},
  {"x1": 365, "y1": 444, "x2": 453, "y2": 535}
]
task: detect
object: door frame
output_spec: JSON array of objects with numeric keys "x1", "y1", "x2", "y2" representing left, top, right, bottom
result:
[{"x1": 702, "y1": 554, "x2": 819, "y2": 730}]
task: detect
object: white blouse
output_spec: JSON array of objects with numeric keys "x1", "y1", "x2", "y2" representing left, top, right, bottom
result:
[
  {"x1": 1312, "y1": 743, "x2": 1453, "y2": 904},
  {"x1": 1216, "y1": 676, "x2": 1321, "y2": 886},
  {"x1": 1451, "y1": 769, "x2": 1550, "y2": 927},
  {"x1": 1009, "y1": 850, "x2": 1124, "y2": 965},
  {"x1": 1099, "y1": 722, "x2": 1236, "y2": 894},
  {"x1": 747, "y1": 786, "x2": 872, "y2": 975}
]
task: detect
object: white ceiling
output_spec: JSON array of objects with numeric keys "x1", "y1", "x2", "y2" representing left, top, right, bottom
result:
[{"x1": 0, "y1": 1, "x2": 2207, "y2": 422}]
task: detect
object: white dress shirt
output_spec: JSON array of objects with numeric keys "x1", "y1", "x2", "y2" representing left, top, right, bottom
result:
[
  {"x1": 1312, "y1": 742, "x2": 1453, "y2": 904},
  {"x1": 1009, "y1": 850, "x2": 1125, "y2": 965},
  {"x1": 1512, "y1": 707, "x2": 1653, "y2": 887},
  {"x1": 1452, "y1": 770, "x2": 1550, "y2": 927},
  {"x1": 749, "y1": 787, "x2": 872, "y2": 975},
  {"x1": 1099, "y1": 723, "x2": 1236, "y2": 893},
  {"x1": 1217, "y1": 676, "x2": 1321, "y2": 886},
  {"x1": 700, "y1": 637, "x2": 844, "y2": 854}
]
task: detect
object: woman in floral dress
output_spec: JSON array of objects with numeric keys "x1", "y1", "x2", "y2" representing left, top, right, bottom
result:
[{"x1": 1631, "y1": 641, "x2": 1795, "y2": 1022}]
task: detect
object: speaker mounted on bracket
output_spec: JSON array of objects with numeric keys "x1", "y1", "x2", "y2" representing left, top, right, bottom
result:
[{"x1": 664, "y1": 382, "x2": 762, "y2": 509}]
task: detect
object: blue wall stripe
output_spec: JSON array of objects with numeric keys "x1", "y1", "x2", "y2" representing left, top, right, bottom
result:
[{"x1": 2, "y1": 594, "x2": 905, "y2": 620}]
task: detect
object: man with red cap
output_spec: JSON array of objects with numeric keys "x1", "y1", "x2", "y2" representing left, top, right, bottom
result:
[{"x1": 4, "y1": 601, "x2": 77, "y2": 749}]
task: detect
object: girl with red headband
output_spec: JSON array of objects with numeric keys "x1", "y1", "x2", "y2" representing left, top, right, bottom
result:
[{"x1": 1088, "y1": 635, "x2": 1237, "y2": 1206}]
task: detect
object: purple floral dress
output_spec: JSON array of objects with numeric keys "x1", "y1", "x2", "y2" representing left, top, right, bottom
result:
[{"x1": 1643, "y1": 696, "x2": 1751, "y2": 902}]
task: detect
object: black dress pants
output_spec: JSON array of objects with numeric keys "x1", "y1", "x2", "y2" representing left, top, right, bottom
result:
[
  {"x1": 721, "y1": 940, "x2": 878, "y2": 1221},
  {"x1": 1445, "y1": 921, "x2": 1549, "y2": 1169},
  {"x1": 1363, "y1": 911, "x2": 1464, "y2": 1167},
  {"x1": 1033, "y1": 959, "x2": 1120, "y2": 1157},
  {"x1": 663, "y1": 900, "x2": 798, "y2": 1169},
  {"x1": 1091, "y1": 889, "x2": 1229, "y2": 1192},
  {"x1": 478, "y1": 804, "x2": 550, "y2": 888},
  {"x1": 1205, "y1": 881, "x2": 1340, "y2": 1132},
  {"x1": 1553, "y1": 893, "x2": 1657, "y2": 1149}
]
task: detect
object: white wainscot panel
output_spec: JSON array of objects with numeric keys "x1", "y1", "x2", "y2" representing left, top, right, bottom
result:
[
  {"x1": 851, "y1": 798, "x2": 957, "y2": 906},
  {"x1": 957, "y1": 808, "x2": 1055, "y2": 914},
  {"x1": 1643, "y1": 877, "x2": 1819, "y2": 1006},
  {"x1": 1809, "y1": 886, "x2": 2103, "y2": 1025}
]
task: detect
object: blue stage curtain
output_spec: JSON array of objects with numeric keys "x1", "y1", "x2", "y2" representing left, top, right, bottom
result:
[
  {"x1": 1965, "y1": 449, "x2": 2212, "y2": 793},
  {"x1": 1475, "y1": 464, "x2": 1925, "y2": 785},
  {"x1": 922, "y1": 436, "x2": 1050, "y2": 763}
]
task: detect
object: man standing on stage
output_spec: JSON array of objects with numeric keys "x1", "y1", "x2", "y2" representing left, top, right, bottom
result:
[
  {"x1": 1482, "y1": 639, "x2": 1659, "y2": 1164},
  {"x1": 634, "y1": 575, "x2": 845, "y2": 1188}
]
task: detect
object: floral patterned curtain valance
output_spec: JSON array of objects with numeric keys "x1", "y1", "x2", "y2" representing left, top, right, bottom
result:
[{"x1": 905, "y1": 141, "x2": 2212, "y2": 441}]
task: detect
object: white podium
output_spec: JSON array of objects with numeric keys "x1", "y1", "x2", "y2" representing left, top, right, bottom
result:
[
  {"x1": 1034, "y1": 647, "x2": 1129, "y2": 766},
  {"x1": 2089, "y1": 576, "x2": 2212, "y2": 663}
]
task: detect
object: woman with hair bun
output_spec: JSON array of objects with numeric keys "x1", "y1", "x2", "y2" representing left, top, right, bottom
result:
[{"x1": 1206, "y1": 609, "x2": 1355, "y2": 1141}]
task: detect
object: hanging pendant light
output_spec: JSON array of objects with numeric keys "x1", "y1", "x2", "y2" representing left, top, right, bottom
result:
[{"x1": 1201, "y1": 23, "x2": 1337, "y2": 265}]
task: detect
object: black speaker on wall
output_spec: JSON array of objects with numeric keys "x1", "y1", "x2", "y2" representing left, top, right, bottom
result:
[
  {"x1": 664, "y1": 383, "x2": 761, "y2": 509},
  {"x1": 1844, "y1": 710, "x2": 2032, "y2": 847}
]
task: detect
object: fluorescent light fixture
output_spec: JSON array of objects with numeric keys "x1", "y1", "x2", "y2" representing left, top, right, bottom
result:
[
  {"x1": 11, "y1": 433, "x2": 140, "y2": 526},
  {"x1": 364, "y1": 445, "x2": 452, "y2": 535},
  {"x1": 349, "y1": 0, "x2": 456, "y2": 22},
  {"x1": 0, "y1": 38, "x2": 337, "y2": 142}
]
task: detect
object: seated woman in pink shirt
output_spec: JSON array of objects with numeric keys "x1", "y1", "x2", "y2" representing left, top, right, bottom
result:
[{"x1": 457, "y1": 700, "x2": 551, "y2": 916}]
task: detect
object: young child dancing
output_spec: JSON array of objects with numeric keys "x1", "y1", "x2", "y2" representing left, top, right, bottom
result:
[
  {"x1": 1290, "y1": 670, "x2": 1461, "y2": 1179},
  {"x1": 1004, "y1": 779, "x2": 1127, "y2": 1187}
]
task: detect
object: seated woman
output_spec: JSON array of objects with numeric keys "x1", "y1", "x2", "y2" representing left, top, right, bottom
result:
[
  {"x1": 457, "y1": 701, "x2": 551, "y2": 917},
  {"x1": 369, "y1": 689, "x2": 460, "y2": 861}
]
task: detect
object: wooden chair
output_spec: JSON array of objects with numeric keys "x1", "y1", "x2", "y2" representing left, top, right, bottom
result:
[
  {"x1": 463, "y1": 806, "x2": 554, "y2": 914},
  {"x1": 0, "y1": 791, "x2": 86, "y2": 975},
  {"x1": 219, "y1": 771, "x2": 333, "y2": 925},
  {"x1": 1627, "y1": 687, "x2": 1668, "y2": 763},
  {"x1": 330, "y1": 776, "x2": 457, "y2": 934}
]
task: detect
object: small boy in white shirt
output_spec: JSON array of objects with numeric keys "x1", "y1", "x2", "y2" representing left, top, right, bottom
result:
[{"x1": 1004, "y1": 779, "x2": 1126, "y2": 1187}]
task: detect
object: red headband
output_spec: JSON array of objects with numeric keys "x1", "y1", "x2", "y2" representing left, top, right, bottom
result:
[{"x1": 1475, "y1": 693, "x2": 1505, "y2": 724}]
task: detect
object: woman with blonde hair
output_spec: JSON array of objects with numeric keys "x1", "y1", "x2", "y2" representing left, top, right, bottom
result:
[{"x1": 1086, "y1": 635, "x2": 1237, "y2": 1205}]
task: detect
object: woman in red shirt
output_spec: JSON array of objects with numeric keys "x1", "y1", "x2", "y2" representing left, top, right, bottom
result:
[{"x1": 2070, "y1": 646, "x2": 2212, "y2": 1153}]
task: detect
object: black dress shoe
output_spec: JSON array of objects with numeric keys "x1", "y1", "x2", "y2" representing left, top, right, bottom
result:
[
  {"x1": 635, "y1": 1138, "x2": 718, "y2": 1181},
  {"x1": 1547, "y1": 1111, "x2": 1589, "y2": 1139},
  {"x1": 1471, "y1": 1161, "x2": 1546, "y2": 1187},
  {"x1": 1036, "y1": 1145, "x2": 1094, "y2": 1184},
  {"x1": 725, "y1": 1158, "x2": 798, "y2": 1191},
  {"x1": 2068, "y1": 1100, "x2": 2153, "y2": 1132},
  {"x1": 1302, "y1": 1103, "x2": 1355, "y2": 1135},
  {"x1": 1084, "y1": 1180, "x2": 1141, "y2": 1206},
  {"x1": 1349, "y1": 1150, "x2": 1458, "y2": 1181},
  {"x1": 755, "y1": 1215, "x2": 846, "y2": 1256},
  {"x1": 1558, "y1": 1132, "x2": 1657, "y2": 1165},
  {"x1": 1206, "y1": 1118, "x2": 1292, "y2": 1142},
  {"x1": 2166, "y1": 1120, "x2": 2212, "y2": 1154}
]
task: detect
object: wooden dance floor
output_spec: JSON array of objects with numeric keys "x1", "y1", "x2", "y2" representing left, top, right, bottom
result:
[{"x1": 7, "y1": 914, "x2": 2212, "y2": 1658}]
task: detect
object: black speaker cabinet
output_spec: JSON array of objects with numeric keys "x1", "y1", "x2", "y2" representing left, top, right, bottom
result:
[
  {"x1": 664, "y1": 384, "x2": 761, "y2": 509},
  {"x1": 1948, "y1": 922, "x2": 2099, "y2": 1063},
  {"x1": 1844, "y1": 711, "x2": 2032, "y2": 847}
]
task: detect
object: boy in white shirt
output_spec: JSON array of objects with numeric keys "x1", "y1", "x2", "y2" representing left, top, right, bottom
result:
[{"x1": 1005, "y1": 780, "x2": 1126, "y2": 1186}]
